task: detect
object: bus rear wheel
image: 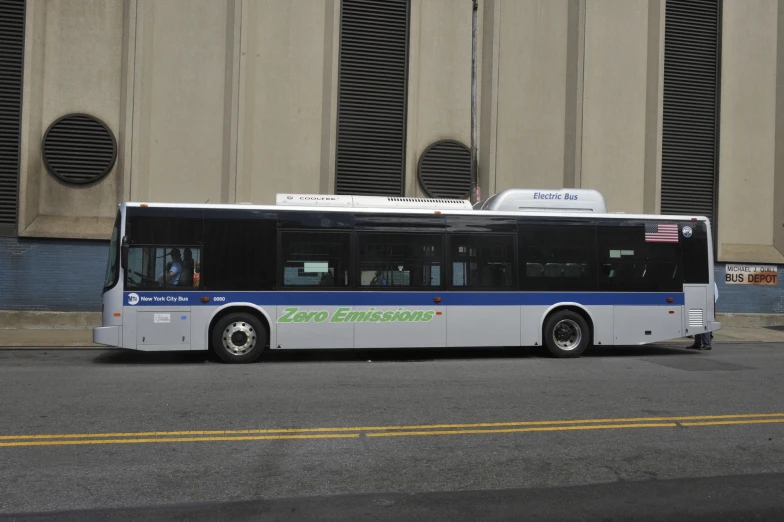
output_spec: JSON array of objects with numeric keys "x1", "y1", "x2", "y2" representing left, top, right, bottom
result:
[
  {"x1": 543, "y1": 310, "x2": 590, "y2": 358},
  {"x1": 211, "y1": 313, "x2": 267, "y2": 364}
]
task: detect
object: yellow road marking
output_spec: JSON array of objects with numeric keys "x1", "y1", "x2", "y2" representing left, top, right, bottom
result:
[
  {"x1": 681, "y1": 419, "x2": 784, "y2": 427},
  {"x1": 365, "y1": 423, "x2": 678, "y2": 437},
  {"x1": 0, "y1": 433, "x2": 359, "y2": 448},
  {"x1": 1, "y1": 413, "x2": 782, "y2": 448},
  {"x1": 1, "y1": 413, "x2": 782, "y2": 441}
]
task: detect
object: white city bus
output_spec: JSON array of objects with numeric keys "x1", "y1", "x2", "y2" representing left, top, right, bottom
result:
[{"x1": 94, "y1": 189, "x2": 720, "y2": 363}]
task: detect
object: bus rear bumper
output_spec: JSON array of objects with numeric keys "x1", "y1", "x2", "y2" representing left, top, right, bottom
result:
[
  {"x1": 708, "y1": 321, "x2": 721, "y2": 332},
  {"x1": 93, "y1": 326, "x2": 121, "y2": 347}
]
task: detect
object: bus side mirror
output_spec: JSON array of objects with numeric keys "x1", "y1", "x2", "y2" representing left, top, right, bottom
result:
[{"x1": 121, "y1": 236, "x2": 129, "y2": 269}]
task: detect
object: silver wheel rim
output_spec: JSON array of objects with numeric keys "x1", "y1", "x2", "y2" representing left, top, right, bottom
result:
[
  {"x1": 222, "y1": 321, "x2": 257, "y2": 356},
  {"x1": 553, "y1": 319, "x2": 582, "y2": 351}
]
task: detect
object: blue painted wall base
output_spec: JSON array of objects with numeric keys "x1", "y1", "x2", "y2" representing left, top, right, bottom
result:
[
  {"x1": 714, "y1": 265, "x2": 784, "y2": 314},
  {"x1": 0, "y1": 237, "x2": 107, "y2": 312}
]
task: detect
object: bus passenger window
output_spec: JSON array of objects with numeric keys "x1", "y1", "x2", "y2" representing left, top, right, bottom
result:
[
  {"x1": 281, "y1": 231, "x2": 351, "y2": 288},
  {"x1": 125, "y1": 247, "x2": 202, "y2": 290},
  {"x1": 358, "y1": 233, "x2": 442, "y2": 288},
  {"x1": 596, "y1": 222, "x2": 682, "y2": 292},
  {"x1": 519, "y1": 222, "x2": 596, "y2": 291},
  {"x1": 448, "y1": 234, "x2": 515, "y2": 290},
  {"x1": 202, "y1": 216, "x2": 277, "y2": 291}
]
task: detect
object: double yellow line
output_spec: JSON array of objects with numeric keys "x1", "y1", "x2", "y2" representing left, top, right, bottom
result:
[{"x1": 1, "y1": 413, "x2": 782, "y2": 448}]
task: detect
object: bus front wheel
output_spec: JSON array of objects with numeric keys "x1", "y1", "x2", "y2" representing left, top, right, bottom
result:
[
  {"x1": 543, "y1": 310, "x2": 590, "y2": 358},
  {"x1": 211, "y1": 313, "x2": 267, "y2": 364}
]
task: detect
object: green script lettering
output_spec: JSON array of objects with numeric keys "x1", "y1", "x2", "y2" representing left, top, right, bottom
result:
[
  {"x1": 346, "y1": 311, "x2": 366, "y2": 322},
  {"x1": 332, "y1": 307, "x2": 350, "y2": 323},
  {"x1": 278, "y1": 308, "x2": 299, "y2": 323}
]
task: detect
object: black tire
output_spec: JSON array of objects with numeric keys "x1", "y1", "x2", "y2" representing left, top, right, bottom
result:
[
  {"x1": 543, "y1": 310, "x2": 590, "y2": 358},
  {"x1": 211, "y1": 313, "x2": 267, "y2": 364}
]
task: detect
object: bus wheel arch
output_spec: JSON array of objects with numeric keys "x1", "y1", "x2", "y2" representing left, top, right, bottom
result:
[
  {"x1": 540, "y1": 305, "x2": 593, "y2": 358},
  {"x1": 208, "y1": 305, "x2": 271, "y2": 363}
]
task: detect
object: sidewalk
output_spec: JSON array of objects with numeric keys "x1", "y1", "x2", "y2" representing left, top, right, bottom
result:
[{"x1": 2, "y1": 325, "x2": 784, "y2": 348}]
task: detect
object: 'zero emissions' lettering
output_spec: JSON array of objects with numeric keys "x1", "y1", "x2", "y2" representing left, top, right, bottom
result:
[{"x1": 278, "y1": 307, "x2": 436, "y2": 324}]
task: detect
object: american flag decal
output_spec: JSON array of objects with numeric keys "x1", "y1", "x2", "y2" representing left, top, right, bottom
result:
[{"x1": 645, "y1": 223, "x2": 679, "y2": 243}]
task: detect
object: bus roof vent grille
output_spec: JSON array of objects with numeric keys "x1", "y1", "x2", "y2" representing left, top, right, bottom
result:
[
  {"x1": 386, "y1": 197, "x2": 467, "y2": 205},
  {"x1": 476, "y1": 189, "x2": 608, "y2": 213},
  {"x1": 276, "y1": 194, "x2": 472, "y2": 210}
]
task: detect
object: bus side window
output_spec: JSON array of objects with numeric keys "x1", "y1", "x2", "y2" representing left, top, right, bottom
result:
[
  {"x1": 202, "y1": 216, "x2": 277, "y2": 291},
  {"x1": 448, "y1": 234, "x2": 515, "y2": 290},
  {"x1": 125, "y1": 211, "x2": 204, "y2": 291},
  {"x1": 681, "y1": 221, "x2": 709, "y2": 284},
  {"x1": 280, "y1": 231, "x2": 351, "y2": 288},
  {"x1": 519, "y1": 222, "x2": 596, "y2": 291},
  {"x1": 526, "y1": 263, "x2": 544, "y2": 277},
  {"x1": 596, "y1": 222, "x2": 682, "y2": 292},
  {"x1": 358, "y1": 232, "x2": 443, "y2": 289}
]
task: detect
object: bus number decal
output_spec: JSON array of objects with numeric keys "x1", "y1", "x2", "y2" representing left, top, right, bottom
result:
[{"x1": 213, "y1": 297, "x2": 226, "y2": 302}]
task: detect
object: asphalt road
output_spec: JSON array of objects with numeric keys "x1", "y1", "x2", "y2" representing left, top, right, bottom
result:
[{"x1": 0, "y1": 343, "x2": 783, "y2": 521}]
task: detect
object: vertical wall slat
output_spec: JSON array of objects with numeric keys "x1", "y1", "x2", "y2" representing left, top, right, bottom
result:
[
  {"x1": 661, "y1": 0, "x2": 721, "y2": 231},
  {"x1": 0, "y1": 0, "x2": 25, "y2": 235},
  {"x1": 335, "y1": 0, "x2": 410, "y2": 196}
]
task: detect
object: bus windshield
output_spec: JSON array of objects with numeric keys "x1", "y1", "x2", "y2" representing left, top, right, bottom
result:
[{"x1": 103, "y1": 212, "x2": 120, "y2": 292}]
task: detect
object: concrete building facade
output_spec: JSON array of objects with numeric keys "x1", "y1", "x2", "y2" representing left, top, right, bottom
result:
[{"x1": 0, "y1": 0, "x2": 782, "y2": 317}]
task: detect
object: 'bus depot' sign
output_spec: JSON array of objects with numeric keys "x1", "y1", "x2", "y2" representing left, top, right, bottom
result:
[{"x1": 724, "y1": 264, "x2": 778, "y2": 285}]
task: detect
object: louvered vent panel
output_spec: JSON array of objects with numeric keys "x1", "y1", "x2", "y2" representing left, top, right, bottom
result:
[
  {"x1": 42, "y1": 114, "x2": 117, "y2": 185},
  {"x1": 417, "y1": 140, "x2": 471, "y2": 199},
  {"x1": 335, "y1": 0, "x2": 410, "y2": 196},
  {"x1": 661, "y1": 0, "x2": 721, "y2": 227},
  {"x1": 0, "y1": 0, "x2": 25, "y2": 230},
  {"x1": 689, "y1": 308, "x2": 705, "y2": 328},
  {"x1": 387, "y1": 197, "x2": 466, "y2": 205}
]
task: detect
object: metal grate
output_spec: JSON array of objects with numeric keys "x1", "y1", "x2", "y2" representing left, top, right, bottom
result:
[
  {"x1": 0, "y1": 0, "x2": 25, "y2": 233},
  {"x1": 42, "y1": 113, "x2": 117, "y2": 185},
  {"x1": 387, "y1": 197, "x2": 466, "y2": 205},
  {"x1": 417, "y1": 140, "x2": 472, "y2": 199},
  {"x1": 335, "y1": 0, "x2": 410, "y2": 197},
  {"x1": 689, "y1": 309, "x2": 705, "y2": 328},
  {"x1": 661, "y1": 0, "x2": 721, "y2": 230}
]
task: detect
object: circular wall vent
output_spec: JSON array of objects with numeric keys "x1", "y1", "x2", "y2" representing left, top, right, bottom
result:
[
  {"x1": 417, "y1": 139, "x2": 471, "y2": 199},
  {"x1": 42, "y1": 113, "x2": 117, "y2": 185}
]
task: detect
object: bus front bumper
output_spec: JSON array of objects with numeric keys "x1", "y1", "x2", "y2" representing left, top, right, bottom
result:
[{"x1": 93, "y1": 326, "x2": 121, "y2": 347}]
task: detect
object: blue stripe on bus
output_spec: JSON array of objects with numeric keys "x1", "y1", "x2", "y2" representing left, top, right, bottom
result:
[{"x1": 123, "y1": 291, "x2": 685, "y2": 307}]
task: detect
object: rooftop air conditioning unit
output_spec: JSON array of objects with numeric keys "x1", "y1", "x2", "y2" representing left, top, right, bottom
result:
[
  {"x1": 276, "y1": 194, "x2": 473, "y2": 210},
  {"x1": 475, "y1": 189, "x2": 607, "y2": 213}
]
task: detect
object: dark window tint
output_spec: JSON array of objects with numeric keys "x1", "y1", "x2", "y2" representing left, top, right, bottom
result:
[
  {"x1": 128, "y1": 216, "x2": 202, "y2": 246},
  {"x1": 519, "y1": 222, "x2": 596, "y2": 291},
  {"x1": 278, "y1": 211, "x2": 354, "y2": 229},
  {"x1": 449, "y1": 234, "x2": 515, "y2": 290},
  {"x1": 358, "y1": 233, "x2": 442, "y2": 288},
  {"x1": 281, "y1": 231, "x2": 351, "y2": 288},
  {"x1": 446, "y1": 216, "x2": 517, "y2": 233},
  {"x1": 681, "y1": 221, "x2": 709, "y2": 284},
  {"x1": 597, "y1": 222, "x2": 682, "y2": 292},
  {"x1": 202, "y1": 218, "x2": 277, "y2": 291},
  {"x1": 355, "y1": 213, "x2": 445, "y2": 231},
  {"x1": 126, "y1": 246, "x2": 201, "y2": 290},
  {"x1": 103, "y1": 212, "x2": 121, "y2": 291}
]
